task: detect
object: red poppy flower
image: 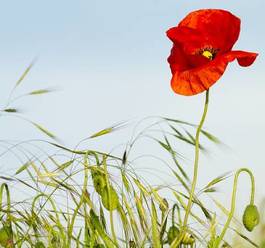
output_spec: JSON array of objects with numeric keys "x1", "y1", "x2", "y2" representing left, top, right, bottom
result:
[{"x1": 166, "y1": 9, "x2": 258, "y2": 96}]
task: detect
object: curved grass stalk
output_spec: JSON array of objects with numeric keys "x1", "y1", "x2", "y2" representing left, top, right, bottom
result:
[
  {"x1": 0, "y1": 183, "x2": 11, "y2": 220},
  {"x1": 0, "y1": 183, "x2": 14, "y2": 245},
  {"x1": 121, "y1": 193, "x2": 140, "y2": 245},
  {"x1": 215, "y1": 168, "x2": 256, "y2": 247},
  {"x1": 67, "y1": 153, "x2": 89, "y2": 248},
  {"x1": 31, "y1": 193, "x2": 66, "y2": 246}
]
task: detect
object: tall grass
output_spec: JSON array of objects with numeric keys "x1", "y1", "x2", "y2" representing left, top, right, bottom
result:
[{"x1": 0, "y1": 64, "x2": 262, "y2": 247}]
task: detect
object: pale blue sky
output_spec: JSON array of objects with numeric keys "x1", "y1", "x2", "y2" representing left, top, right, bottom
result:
[{"x1": 0, "y1": 0, "x2": 265, "y2": 216}]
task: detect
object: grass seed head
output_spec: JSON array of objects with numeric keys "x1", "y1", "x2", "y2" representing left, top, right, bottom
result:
[
  {"x1": 101, "y1": 186, "x2": 119, "y2": 211},
  {"x1": 92, "y1": 170, "x2": 107, "y2": 195}
]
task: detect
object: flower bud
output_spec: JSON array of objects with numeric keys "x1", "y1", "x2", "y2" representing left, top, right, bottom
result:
[
  {"x1": 0, "y1": 226, "x2": 13, "y2": 248},
  {"x1": 242, "y1": 204, "x2": 260, "y2": 232},
  {"x1": 167, "y1": 225, "x2": 179, "y2": 244}
]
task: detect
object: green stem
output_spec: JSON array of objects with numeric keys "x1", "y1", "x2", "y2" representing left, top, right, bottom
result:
[
  {"x1": 103, "y1": 156, "x2": 119, "y2": 247},
  {"x1": 183, "y1": 90, "x2": 210, "y2": 225},
  {"x1": 215, "y1": 168, "x2": 255, "y2": 247},
  {"x1": 171, "y1": 203, "x2": 182, "y2": 227},
  {"x1": 110, "y1": 210, "x2": 119, "y2": 246},
  {"x1": 67, "y1": 153, "x2": 89, "y2": 247},
  {"x1": 170, "y1": 90, "x2": 209, "y2": 248}
]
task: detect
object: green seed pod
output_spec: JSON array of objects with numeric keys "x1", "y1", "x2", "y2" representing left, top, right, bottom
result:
[
  {"x1": 181, "y1": 231, "x2": 195, "y2": 245},
  {"x1": 0, "y1": 226, "x2": 13, "y2": 248},
  {"x1": 92, "y1": 170, "x2": 106, "y2": 195},
  {"x1": 101, "y1": 186, "x2": 119, "y2": 211},
  {"x1": 35, "y1": 241, "x2": 46, "y2": 248},
  {"x1": 242, "y1": 204, "x2": 260, "y2": 232},
  {"x1": 167, "y1": 225, "x2": 179, "y2": 244},
  {"x1": 159, "y1": 198, "x2": 169, "y2": 212}
]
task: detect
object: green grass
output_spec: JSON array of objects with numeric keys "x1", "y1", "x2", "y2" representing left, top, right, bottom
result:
[{"x1": 0, "y1": 63, "x2": 263, "y2": 247}]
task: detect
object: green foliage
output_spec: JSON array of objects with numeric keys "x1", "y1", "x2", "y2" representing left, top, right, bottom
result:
[{"x1": 0, "y1": 64, "x2": 261, "y2": 247}]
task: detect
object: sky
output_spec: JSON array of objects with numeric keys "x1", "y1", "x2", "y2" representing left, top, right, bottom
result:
[{"x1": 0, "y1": 0, "x2": 265, "y2": 220}]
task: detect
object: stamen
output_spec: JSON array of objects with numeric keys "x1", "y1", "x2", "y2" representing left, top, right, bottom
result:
[
  {"x1": 202, "y1": 50, "x2": 214, "y2": 60},
  {"x1": 198, "y1": 46, "x2": 218, "y2": 60}
]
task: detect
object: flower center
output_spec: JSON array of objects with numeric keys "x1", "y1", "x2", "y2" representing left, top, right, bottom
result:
[
  {"x1": 202, "y1": 50, "x2": 214, "y2": 60},
  {"x1": 199, "y1": 47, "x2": 218, "y2": 61}
]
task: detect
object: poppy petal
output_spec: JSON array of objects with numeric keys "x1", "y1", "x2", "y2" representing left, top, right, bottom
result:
[
  {"x1": 166, "y1": 26, "x2": 201, "y2": 44},
  {"x1": 224, "y1": 50, "x2": 258, "y2": 67},
  {"x1": 170, "y1": 58, "x2": 228, "y2": 96},
  {"x1": 166, "y1": 26, "x2": 206, "y2": 54},
  {"x1": 167, "y1": 45, "x2": 189, "y2": 74},
  {"x1": 170, "y1": 50, "x2": 258, "y2": 96},
  {"x1": 167, "y1": 44, "x2": 211, "y2": 75},
  {"x1": 178, "y1": 9, "x2": 241, "y2": 53}
]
